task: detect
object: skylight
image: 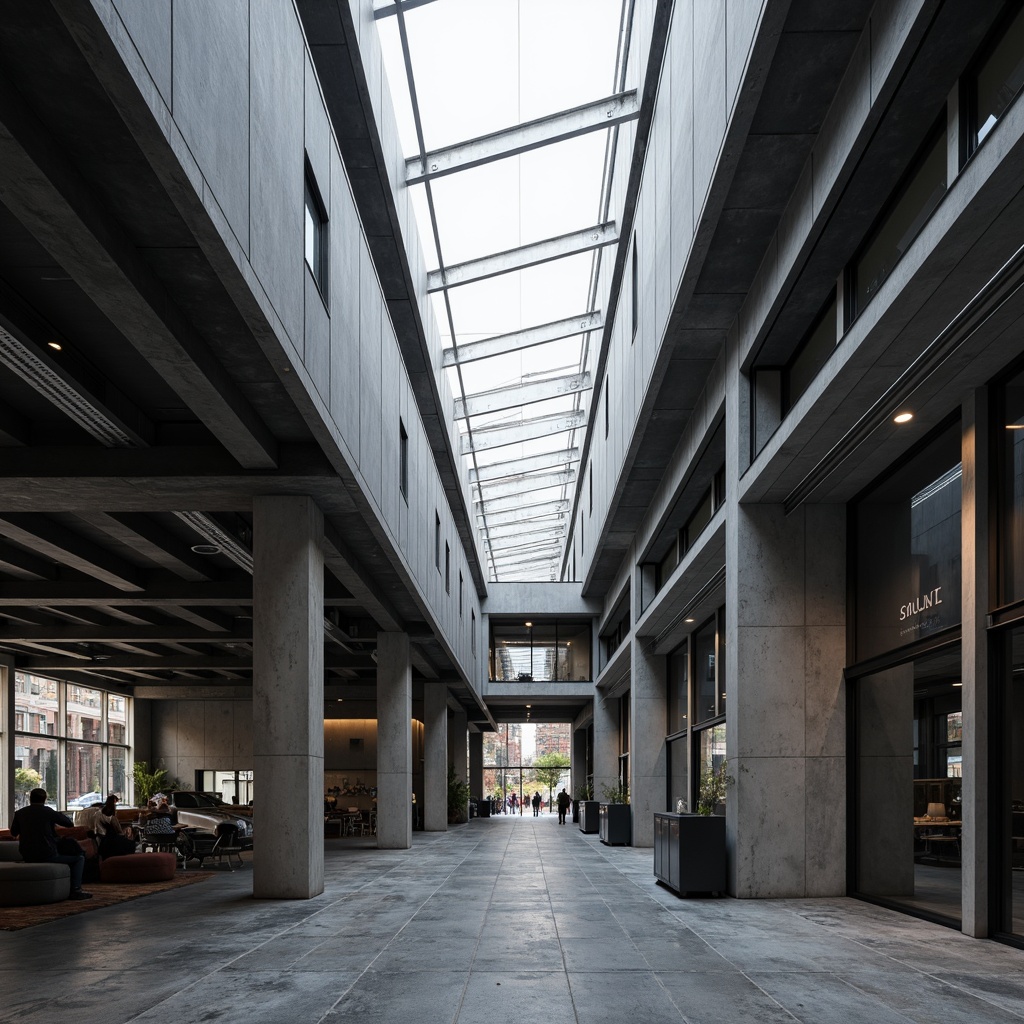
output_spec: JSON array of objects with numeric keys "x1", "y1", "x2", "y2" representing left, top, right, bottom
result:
[{"x1": 376, "y1": 0, "x2": 630, "y2": 581}]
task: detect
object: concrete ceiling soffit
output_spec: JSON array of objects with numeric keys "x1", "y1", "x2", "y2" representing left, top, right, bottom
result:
[{"x1": 0, "y1": 73, "x2": 278, "y2": 470}]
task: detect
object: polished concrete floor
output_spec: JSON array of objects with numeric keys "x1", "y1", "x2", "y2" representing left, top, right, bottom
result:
[{"x1": 2, "y1": 814, "x2": 1024, "y2": 1023}]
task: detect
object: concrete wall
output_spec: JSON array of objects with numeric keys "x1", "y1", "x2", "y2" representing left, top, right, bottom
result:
[{"x1": 95, "y1": 0, "x2": 482, "y2": 681}]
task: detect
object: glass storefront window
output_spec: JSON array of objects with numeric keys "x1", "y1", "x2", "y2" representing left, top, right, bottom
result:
[
  {"x1": 972, "y1": 5, "x2": 1024, "y2": 152},
  {"x1": 850, "y1": 126, "x2": 946, "y2": 321},
  {"x1": 998, "y1": 368, "x2": 1024, "y2": 604},
  {"x1": 667, "y1": 734, "x2": 688, "y2": 813},
  {"x1": 997, "y1": 623, "x2": 1024, "y2": 939},
  {"x1": 693, "y1": 618, "x2": 718, "y2": 726},
  {"x1": 697, "y1": 723, "x2": 728, "y2": 814},
  {"x1": 14, "y1": 674, "x2": 58, "y2": 735},
  {"x1": 490, "y1": 619, "x2": 592, "y2": 682},
  {"x1": 668, "y1": 642, "x2": 688, "y2": 735},
  {"x1": 66, "y1": 742, "x2": 103, "y2": 806},
  {"x1": 107, "y1": 693, "x2": 127, "y2": 744},
  {"x1": 852, "y1": 645, "x2": 962, "y2": 924},
  {"x1": 14, "y1": 735, "x2": 58, "y2": 808},
  {"x1": 785, "y1": 295, "x2": 837, "y2": 413},
  {"x1": 66, "y1": 685, "x2": 103, "y2": 741},
  {"x1": 854, "y1": 421, "x2": 962, "y2": 662}
]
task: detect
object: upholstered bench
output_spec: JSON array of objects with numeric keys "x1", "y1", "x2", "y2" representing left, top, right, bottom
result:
[
  {"x1": 99, "y1": 852, "x2": 177, "y2": 883},
  {"x1": 0, "y1": 844, "x2": 71, "y2": 906}
]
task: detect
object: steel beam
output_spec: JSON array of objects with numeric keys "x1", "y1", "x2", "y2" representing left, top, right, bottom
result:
[
  {"x1": 488, "y1": 551, "x2": 561, "y2": 571},
  {"x1": 476, "y1": 486, "x2": 576, "y2": 515},
  {"x1": 476, "y1": 501, "x2": 569, "y2": 528},
  {"x1": 460, "y1": 410, "x2": 586, "y2": 454},
  {"x1": 372, "y1": 0, "x2": 440, "y2": 18},
  {"x1": 474, "y1": 469, "x2": 575, "y2": 502},
  {"x1": 456, "y1": 371, "x2": 591, "y2": 420},
  {"x1": 471, "y1": 448, "x2": 579, "y2": 483},
  {"x1": 407, "y1": 92, "x2": 638, "y2": 184},
  {"x1": 483, "y1": 519, "x2": 566, "y2": 542},
  {"x1": 428, "y1": 223, "x2": 617, "y2": 292},
  {"x1": 484, "y1": 534, "x2": 564, "y2": 556},
  {"x1": 443, "y1": 313, "x2": 603, "y2": 368}
]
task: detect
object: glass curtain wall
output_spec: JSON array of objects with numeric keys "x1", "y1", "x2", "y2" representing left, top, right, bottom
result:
[
  {"x1": 14, "y1": 673, "x2": 131, "y2": 809},
  {"x1": 482, "y1": 722, "x2": 571, "y2": 813},
  {"x1": 490, "y1": 620, "x2": 592, "y2": 682},
  {"x1": 667, "y1": 643, "x2": 688, "y2": 812}
]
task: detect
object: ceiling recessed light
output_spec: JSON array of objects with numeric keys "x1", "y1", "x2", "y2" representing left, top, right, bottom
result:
[
  {"x1": 1007, "y1": 424, "x2": 1024, "y2": 430},
  {"x1": 525, "y1": 705, "x2": 531, "y2": 708},
  {"x1": 893, "y1": 412, "x2": 913, "y2": 424},
  {"x1": 525, "y1": 621, "x2": 532, "y2": 627},
  {"x1": 684, "y1": 617, "x2": 694, "y2": 623},
  {"x1": 952, "y1": 682, "x2": 963, "y2": 687},
  {"x1": 47, "y1": 341, "x2": 62, "y2": 351},
  {"x1": 191, "y1": 543, "x2": 222, "y2": 555}
]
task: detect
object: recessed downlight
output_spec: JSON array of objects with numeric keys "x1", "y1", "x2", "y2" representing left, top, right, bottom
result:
[
  {"x1": 47, "y1": 341, "x2": 62, "y2": 351},
  {"x1": 191, "y1": 543, "x2": 222, "y2": 555},
  {"x1": 893, "y1": 411, "x2": 914, "y2": 424}
]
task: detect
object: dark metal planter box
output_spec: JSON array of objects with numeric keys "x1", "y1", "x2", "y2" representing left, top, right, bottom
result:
[
  {"x1": 578, "y1": 800, "x2": 600, "y2": 834},
  {"x1": 599, "y1": 803, "x2": 631, "y2": 846},
  {"x1": 653, "y1": 812, "x2": 726, "y2": 895}
]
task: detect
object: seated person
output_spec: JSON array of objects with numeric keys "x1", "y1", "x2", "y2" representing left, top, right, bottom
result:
[
  {"x1": 142, "y1": 801, "x2": 177, "y2": 838},
  {"x1": 10, "y1": 787, "x2": 92, "y2": 900},
  {"x1": 93, "y1": 794, "x2": 136, "y2": 858}
]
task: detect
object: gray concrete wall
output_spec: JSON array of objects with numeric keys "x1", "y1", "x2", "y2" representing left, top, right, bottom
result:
[
  {"x1": 93, "y1": 0, "x2": 482, "y2": 683},
  {"x1": 150, "y1": 697, "x2": 253, "y2": 790}
]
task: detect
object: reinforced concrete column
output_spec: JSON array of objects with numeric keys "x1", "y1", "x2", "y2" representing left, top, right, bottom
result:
[
  {"x1": 631, "y1": 638, "x2": 667, "y2": 847},
  {"x1": 726, "y1": 502, "x2": 846, "y2": 898},
  {"x1": 469, "y1": 731, "x2": 484, "y2": 800},
  {"x1": 377, "y1": 631, "x2": 412, "y2": 849},
  {"x1": 449, "y1": 707, "x2": 468, "y2": 784},
  {"x1": 962, "y1": 388, "x2": 989, "y2": 936},
  {"x1": 423, "y1": 683, "x2": 448, "y2": 831},
  {"x1": 252, "y1": 495, "x2": 324, "y2": 899},
  {"x1": 572, "y1": 725, "x2": 589, "y2": 796},
  {"x1": 593, "y1": 688, "x2": 619, "y2": 804}
]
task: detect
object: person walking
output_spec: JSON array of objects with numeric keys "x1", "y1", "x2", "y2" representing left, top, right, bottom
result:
[
  {"x1": 556, "y1": 788, "x2": 571, "y2": 824},
  {"x1": 531, "y1": 792, "x2": 541, "y2": 817}
]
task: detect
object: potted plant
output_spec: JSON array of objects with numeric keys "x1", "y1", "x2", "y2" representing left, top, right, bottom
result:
[
  {"x1": 577, "y1": 783, "x2": 600, "y2": 834},
  {"x1": 447, "y1": 763, "x2": 470, "y2": 825},
  {"x1": 654, "y1": 760, "x2": 735, "y2": 895},
  {"x1": 572, "y1": 783, "x2": 591, "y2": 825},
  {"x1": 132, "y1": 761, "x2": 169, "y2": 808},
  {"x1": 599, "y1": 781, "x2": 631, "y2": 846}
]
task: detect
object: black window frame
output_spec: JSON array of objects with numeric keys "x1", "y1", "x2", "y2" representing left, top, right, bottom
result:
[{"x1": 303, "y1": 158, "x2": 329, "y2": 304}]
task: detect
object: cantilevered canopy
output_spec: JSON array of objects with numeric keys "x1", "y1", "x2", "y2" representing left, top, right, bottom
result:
[{"x1": 376, "y1": 0, "x2": 632, "y2": 581}]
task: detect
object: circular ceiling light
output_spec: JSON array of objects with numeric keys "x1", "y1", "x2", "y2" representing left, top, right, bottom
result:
[
  {"x1": 191, "y1": 543, "x2": 222, "y2": 555},
  {"x1": 47, "y1": 341, "x2": 62, "y2": 351},
  {"x1": 893, "y1": 412, "x2": 913, "y2": 424}
]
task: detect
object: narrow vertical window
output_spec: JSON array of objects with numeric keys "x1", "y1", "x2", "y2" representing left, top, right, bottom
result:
[
  {"x1": 589, "y1": 463, "x2": 593, "y2": 516},
  {"x1": 399, "y1": 419, "x2": 408, "y2": 500},
  {"x1": 631, "y1": 236, "x2": 639, "y2": 341},
  {"x1": 471, "y1": 610, "x2": 477, "y2": 655},
  {"x1": 445, "y1": 543, "x2": 451, "y2": 594},
  {"x1": 304, "y1": 160, "x2": 328, "y2": 299},
  {"x1": 604, "y1": 381, "x2": 609, "y2": 439},
  {"x1": 459, "y1": 571, "x2": 464, "y2": 618},
  {"x1": 435, "y1": 513, "x2": 441, "y2": 572}
]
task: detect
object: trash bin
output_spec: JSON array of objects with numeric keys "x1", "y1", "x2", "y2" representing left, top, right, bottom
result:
[{"x1": 478, "y1": 798, "x2": 491, "y2": 818}]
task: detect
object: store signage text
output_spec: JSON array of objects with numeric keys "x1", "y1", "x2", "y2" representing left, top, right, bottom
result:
[{"x1": 899, "y1": 587, "x2": 943, "y2": 622}]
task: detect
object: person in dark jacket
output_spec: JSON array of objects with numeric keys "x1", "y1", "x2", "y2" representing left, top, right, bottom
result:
[
  {"x1": 556, "y1": 789, "x2": 571, "y2": 824},
  {"x1": 10, "y1": 787, "x2": 92, "y2": 900},
  {"x1": 531, "y1": 792, "x2": 541, "y2": 817}
]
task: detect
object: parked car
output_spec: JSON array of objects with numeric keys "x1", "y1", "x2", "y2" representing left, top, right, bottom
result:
[
  {"x1": 166, "y1": 791, "x2": 253, "y2": 848},
  {"x1": 66, "y1": 791, "x2": 103, "y2": 809}
]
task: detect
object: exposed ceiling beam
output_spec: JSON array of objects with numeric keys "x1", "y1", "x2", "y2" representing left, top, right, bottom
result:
[
  {"x1": 470, "y1": 449, "x2": 580, "y2": 483},
  {"x1": 372, "y1": 0, "x2": 440, "y2": 18},
  {"x1": 173, "y1": 512, "x2": 253, "y2": 574},
  {"x1": 476, "y1": 501, "x2": 569, "y2": 528},
  {"x1": 482, "y1": 519, "x2": 566, "y2": 542},
  {"x1": 428, "y1": 223, "x2": 617, "y2": 292},
  {"x1": 488, "y1": 550, "x2": 561, "y2": 570},
  {"x1": 455, "y1": 371, "x2": 591, "y2": 420},
  {"x1": 0, "y1": 575, "x2": 255, "y2": 606},
  {"x1": 0, "y1": 625, "x2": 246, "y2": 644},
  {"x1": 322, "y1": 521, "x2": 403, "y2": 634},
  {"x1": 0, "y1": 75, "x2": 279, "y2": 468},
  {"x1": 0, "y1": 538, "x2": 58, "y2": 580},
  {"x1": 18, "y1": 651, "x2": 373, "y2": 672},
  {"x1": 75, "y1": 512, "x2": 214, "y2": 582},
  {"x1": 473, "y1": 469, "x2": 576, "y2": 503},
  {"x1": 475, "y1": 486, "x2": 576, "y2": 515},
  {"x1": 407, "y1": 92, "x2": 638, "y2": 184},
  {"x1": 485, "y1": 535, "x2": 564, "y2": 557},
  {"x1": 443, "y1": 313, "x2": 603, "y2": 368},
  {"x1": 459, "y1": 410, "x2": 586, "y2": 455},
  {"x1": 0, "y1": 513, "x2": 143, "y2": 591}
]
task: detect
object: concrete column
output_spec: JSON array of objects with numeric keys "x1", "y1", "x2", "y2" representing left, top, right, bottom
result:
[
  {"x1": 593, "y1": 688, "x2": 620, "y2": 804},
  {"x1": 468, "y1": 731, "x2": 484, "y2": 800},
  {"x1": 448, "y1": 707, "x2": 468, "y2": 785},
  {"x1": 726, "y1": 502, "x2": 846, "y2": 898},
  {"x1": 423, "y1": 683, "x2": 448, "y2": 831},
  {"x1": 571, "y1": 724, "x2": 589, "y2": 797},
  {"x1": 962, "y1": 388, "x2": 989, "y2": 936},
  {"x1": 631, "y1": 638, "x2": 667, "y2": 847},
  {"x1": 377, "y1": 632, "x2": 412, "y2": 849},
  {"x1": 0, "y1": 655, "x2": 14, "y2": 827},
  {"x1": 252, "y1": 495, "x2": 324, "y2": 899}
]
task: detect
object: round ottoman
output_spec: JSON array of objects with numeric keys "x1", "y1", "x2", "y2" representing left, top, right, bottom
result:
[
  {"x1": 0, "y1": 862, "x2": 70, "y2": 906},
  {"x1": 99, "y1": 852, "x2": 177, "y2": 883}
]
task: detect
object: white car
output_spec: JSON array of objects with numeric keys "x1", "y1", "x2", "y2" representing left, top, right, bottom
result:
[{"x1": 166, "y1": 791, "x2": 253, "y2": 848}]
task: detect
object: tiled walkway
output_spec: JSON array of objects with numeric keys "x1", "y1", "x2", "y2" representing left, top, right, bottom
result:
[{"x1": 2, "y1": 814, "x2": 1024, "y2": 1023}]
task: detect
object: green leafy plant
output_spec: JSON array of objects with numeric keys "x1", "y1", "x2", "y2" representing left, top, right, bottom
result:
[
  {"x1": 132, "y1": 761, "x2": 169, "y2": 807},
  {"x1": 533, "y1": 751, "x2": 571, "y2": 810},
  {"x1": 574, "y1": 783, "x2": 593, "y2": 801},
  {"x1": 600, "y1": 780, "x2": 629, "y2": 804},
  {"x1": 447, "y1": 763, "x2": 470, "y2": 824},
  {"x1": 697, "y1": 760, "x2": 736, "y2": 816},
  {"x1": 14, "y1": 766, "x2": 41, "y2": 794}
]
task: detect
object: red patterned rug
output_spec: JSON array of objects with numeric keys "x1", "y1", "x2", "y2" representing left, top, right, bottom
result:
[{"x1": 0, "y1": 871, "x2": 214, "y2": 930}]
